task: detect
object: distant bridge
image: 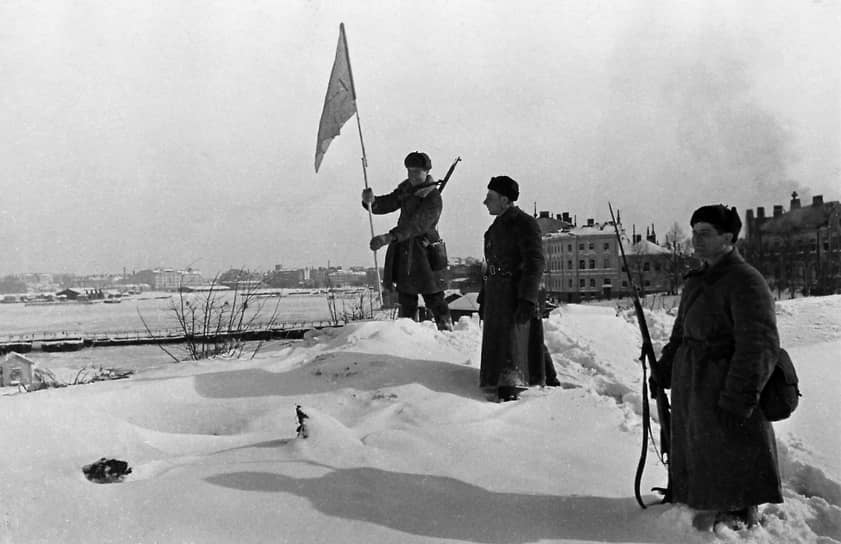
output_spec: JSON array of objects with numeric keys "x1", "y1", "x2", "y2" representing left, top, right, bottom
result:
[{"x1": 0, "y1": 319, "x2": 349, "y2": 354}]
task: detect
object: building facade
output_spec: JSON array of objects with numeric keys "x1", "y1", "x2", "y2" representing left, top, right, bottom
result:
[
  {"x1": 541, "y1": 215, "x2": 673, "y2": 302},
  {"x1": 743, "y1": 193, "x2": 841, "y2": 296},
  {"x1": 543, "y1": 220, "x2": 620, "y2": 301}
]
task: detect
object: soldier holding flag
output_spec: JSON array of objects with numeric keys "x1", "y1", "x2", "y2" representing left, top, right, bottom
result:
[{"x1": 362, "y1": 152, "x2": 453, "y2": 331}]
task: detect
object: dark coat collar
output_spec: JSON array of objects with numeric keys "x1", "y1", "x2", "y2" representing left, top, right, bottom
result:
[{"x1": 493, "y1": 205, "x2": 520, "y2": 224}]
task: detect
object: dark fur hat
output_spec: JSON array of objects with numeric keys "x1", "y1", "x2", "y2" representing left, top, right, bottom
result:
[
  {"x1": 487, "y1": 176, "x2": 519, "y2": 202},
  {"x1": 690, "y1": 204, "x2": 742, "y2": 242},
  {"x1": 404, "y1": 151, "x2": 431, "y2": 170}
]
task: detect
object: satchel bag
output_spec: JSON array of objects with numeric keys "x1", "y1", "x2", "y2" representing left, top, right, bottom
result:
[
  {"x1": 425, "y1": 239, "x2": 448, "y2": 271},
  {"x1": 759, "y1": 348, "x2": 801, "y2": 421}
]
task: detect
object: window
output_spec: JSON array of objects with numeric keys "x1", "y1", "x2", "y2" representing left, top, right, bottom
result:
[
  {"x1": 567, "y1": 260, "x2": 573, "y2": 269},
  {"x1": 644, "y1": 280, "x2": 651, "y2": 286},
  {"x1": 622, "y1": 281, "x2": 628, "y2": 287},
  {"x1": 654, "y1": 263, "x2": 661, "y2": 272},
  {"x1": 568, "y1": 279, "x2": 573, "y2": 288},
  {"x1": 579, "y1": 279, "x2": 585, "y2": 287},
  {"x1": 589, "y1": 279, "x2": 596, "y2": 287},
  {"x1": 643, "y1": 262, "x2": 650, "y2": 271},
  {"x1": 603, "y1": 258, "x2": 610, "y2": 268},
  {"x1": 603, "y1": 242, "x2": 610, "y2": 250},
  {"x1": 603, "y1": 278, "x2": 611, "y2": 285},
  {"x1": 579, "y1": 260, "x2": 585, "y2": 269},
  {"x1": 568, "y1": 244, "x2": 572, "y2": 252},
  {"x1": 589, "y1": 242, "x2": 595, "y2": 250},
  {"x1": 579, "y1": 243, "x2": 585, "y2": 250},
  {"x1": 589, "y1": 259, "x2": 595, "y2": 269}
]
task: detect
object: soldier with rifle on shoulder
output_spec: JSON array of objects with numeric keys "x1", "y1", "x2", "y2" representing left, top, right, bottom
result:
[{"x1": 362, "y1": 151, "x2": 455, "y2": 331}]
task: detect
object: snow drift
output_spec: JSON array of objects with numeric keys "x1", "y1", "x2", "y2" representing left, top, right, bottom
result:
[{"x1": 1, "y1": 296, "x2": 839, "y2": 543}]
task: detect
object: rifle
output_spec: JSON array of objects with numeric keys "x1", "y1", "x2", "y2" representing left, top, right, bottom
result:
[
  {"x1": 436, "y1": 157, "x2": 462, "y2": 194},
  {"x1": 608, "y1": 202, "x2": 671, "y2": 509},
  {"x1": 411, "y1": 157, "x2": 461, "y2": 194}
]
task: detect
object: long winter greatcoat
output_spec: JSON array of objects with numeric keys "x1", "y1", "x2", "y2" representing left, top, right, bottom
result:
[
  {"x1": 658, "y1": 248, "x2": 783, "y2": 511},
  {"x1": 365, "y1": 176, "x2": 446, "y2": 295},
  {"x1": 479, "y1": 206, "x2": 547, "y2": 390}
]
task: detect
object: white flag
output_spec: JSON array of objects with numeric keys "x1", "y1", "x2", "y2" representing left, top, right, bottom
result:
[{"x1": 314, "y1": 23, "x2": 357, "y2": 173}]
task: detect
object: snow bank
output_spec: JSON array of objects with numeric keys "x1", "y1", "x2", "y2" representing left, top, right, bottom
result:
[{"x1": 0, "y1": 297, "x2": 838, "y2": 543}]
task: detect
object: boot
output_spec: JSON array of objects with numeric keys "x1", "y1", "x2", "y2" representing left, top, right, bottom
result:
[
  {"x1": 435, "y1": 314, "x2": 454, "y2": 332},
  {"x1": 497, "y1": 386, "x2": 521, "y2": 402}
]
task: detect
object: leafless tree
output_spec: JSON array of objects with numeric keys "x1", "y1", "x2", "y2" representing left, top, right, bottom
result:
[{"x1": 139, "y1": 273, "x2": 282, "y2": 362}]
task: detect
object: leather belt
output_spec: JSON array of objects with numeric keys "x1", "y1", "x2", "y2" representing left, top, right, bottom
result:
[{"x1": 485, "y1": 264, "x2": 513, "y2": 278}]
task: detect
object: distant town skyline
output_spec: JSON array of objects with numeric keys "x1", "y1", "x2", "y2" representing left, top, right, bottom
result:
[{"x1": 2, "y1": 0, "x2": 838, "y2": 276}]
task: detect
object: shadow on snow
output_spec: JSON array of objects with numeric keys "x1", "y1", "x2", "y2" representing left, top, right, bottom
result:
[
  {"x1": 206, "y1": 465, "x2": 660, "y2": 544},
  {"x1": 193, "y1": 351, "x2": 485, "y2": 401}
]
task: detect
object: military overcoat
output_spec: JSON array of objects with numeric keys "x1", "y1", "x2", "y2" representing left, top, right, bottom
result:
[
  {"x1": 365, "y1": 176, "x2": 446, "y2": 295},
  {"x1": 658, "y1": 249, "x2": 783, "y2": 510},
  {"x1": 479, "y1": 206, "x2": 547, "y2": 390}
]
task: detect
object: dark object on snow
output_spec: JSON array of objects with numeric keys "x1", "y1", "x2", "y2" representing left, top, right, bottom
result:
[
  {"x1": 609, "y1": 203, "x2": 671, "y2": 509},
  {"x1": 82, "y1": 458, "x2": 132, "y2": 483},
  {"x1": 759, "y1": 348, "x2": 801, "y2": 421},
  {"x1": 296, "y1": 405, "x2": 309, "y2": 439}
]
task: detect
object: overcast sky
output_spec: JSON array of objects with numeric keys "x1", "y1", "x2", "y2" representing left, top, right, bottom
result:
[{"x1": 1, "y1": 0, "x2": 839, "y2": 276}]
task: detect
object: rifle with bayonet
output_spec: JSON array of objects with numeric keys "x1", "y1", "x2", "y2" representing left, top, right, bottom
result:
[{"x1": 608, "y1": 202, "x2": 671, "y2": 509}]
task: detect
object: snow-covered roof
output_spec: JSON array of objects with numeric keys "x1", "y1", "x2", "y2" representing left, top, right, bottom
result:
[
  {"x1": 630, "y1": 239, "x2": 670, "y2": 255},
  {"x1": 448, "y1": 292, "x2": 480, "y2": 311}
]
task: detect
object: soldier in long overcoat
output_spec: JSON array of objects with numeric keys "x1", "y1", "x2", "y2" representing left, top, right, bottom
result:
[
  {"x1": 656, "y1": 204, "x2": 782, "y2": 529},
  {"x1": 363, "y1": 151, "x2": 453, "y2": 331},
  {"x1": 479, "y1": 176, "x2": 547, "y2": 401}
]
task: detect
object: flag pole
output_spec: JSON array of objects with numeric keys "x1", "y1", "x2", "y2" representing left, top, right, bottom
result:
[{"x1": 341, "y1": 23, "x2": 383, "y2": 307}]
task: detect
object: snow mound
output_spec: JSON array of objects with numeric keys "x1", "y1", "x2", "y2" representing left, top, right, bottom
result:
[{"x1": 0, "y1": 297, "x2": 838, "y2": 543}]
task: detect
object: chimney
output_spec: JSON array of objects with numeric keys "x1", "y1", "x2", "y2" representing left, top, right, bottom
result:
[
  {"x1": 773, "y1": 205, "x2": 784, "y2": 217},
  {"x1": 790, "y1": 191, "x2": 801, "y2": 210},
  {"x1": 633, "y1": 234, "x2": 642, "y2": 244},
  {"x1": 562, "y1": 212, "x2": 570, "y2": 223},
  {"x1": 539, "y1": 211, "x2": 550, "y2": 218},
  {"x1": 757, "y1": 206, "x2": 765, "y2": 219},
  {"x1": 556, "y1": 214, "x2": 563, "y2": 221},
  {"x1": 586, "y1": 218, "x2": 594, "y2": 227},
  {"x1": 813, "y1": 195, "x2": 824, "y2": 207}
]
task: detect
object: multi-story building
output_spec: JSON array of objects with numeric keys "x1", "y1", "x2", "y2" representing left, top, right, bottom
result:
[
  {"x1": 541, "y1": 215, "x2": 672, "y2": 302},
  {"x1": 543, "y1": 219, "x2": 620, "y2": 301},
  {"x1": 327, "y1": 268, "x2": 367, "y2": 288},
  {"x1": 130, "y1": 268, "x2": 205, "y2": 290},
  {"x1": 743, "y1": 192, "x2": 841, "y2": 295},
  {"x1": 267, "y1": 266, "x2": 307, "y2": 288}
]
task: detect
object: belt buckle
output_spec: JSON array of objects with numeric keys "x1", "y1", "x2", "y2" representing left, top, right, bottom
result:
[{"x1": 489, "y1": 264, "x2": 497, "y2": 276}]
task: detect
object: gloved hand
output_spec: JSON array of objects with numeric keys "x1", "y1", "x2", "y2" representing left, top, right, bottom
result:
[
  {"x1": 361, "y1": 188, "x2": 375, "y2": 205},
  {"x1": 717, "y1": 408, "x2": 747, "y2": 433},
  {"x1": 649, "y1": 360, "x2": 670, "y2": 389},
  {"x1": 514, "y1": 300, "x2": 536, "y2": 323},
  {"x1": 369, "y1": 233, "x2": 393, "y2": 251}
]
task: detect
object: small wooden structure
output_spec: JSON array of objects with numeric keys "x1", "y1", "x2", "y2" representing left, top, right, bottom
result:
[
  {"x1": 0, "y1": 352, "x2": 36, "y2": 388},
  {"x1": 448, "y1": 292, "x2": 481, "y2": 321}
]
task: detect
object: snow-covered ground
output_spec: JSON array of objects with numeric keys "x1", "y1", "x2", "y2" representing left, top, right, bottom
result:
[{"x1": 1, "y1": 296, "x2": 839, "y2": 543}]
